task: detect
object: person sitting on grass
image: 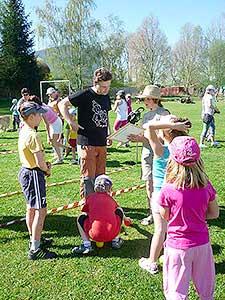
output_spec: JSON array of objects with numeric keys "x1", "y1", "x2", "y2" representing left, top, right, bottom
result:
[
  {"x1": 72, "y1": 175, "x2": 131, "y2": 254},
  {"x1": 18, "y1": 102, "x2": 57, "y2": 260}
]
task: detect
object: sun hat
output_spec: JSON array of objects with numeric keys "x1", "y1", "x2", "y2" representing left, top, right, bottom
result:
[
  {"x1": 169, "y1": 136, "x2": 200, "y2": 166},
  {"x1": 20, "y1": 102, "x2": 47, "y2": 117},
  {"x1": 116, "y1": 90, "x2": 125, "y2": 97},
  {"x1": 136, "y1": 85, "x2": 162, "y2": 100},
  {"x1": 206, "y1": 85, "x2": 215, "y2": 92},
  {"x1": 94, "y1": 175, "x2": 113, "y2": 193},
  {"x1": 69, "y1": 108, "x2": 77, "y2": 115},
  {"x1": 46, "y1": 87, "x2": 56, "y2": 95}
]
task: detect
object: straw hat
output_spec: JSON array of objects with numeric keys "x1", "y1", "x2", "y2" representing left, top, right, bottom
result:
[{"x1": 136, "y1": 85, "x2": 162, "y2": 100}]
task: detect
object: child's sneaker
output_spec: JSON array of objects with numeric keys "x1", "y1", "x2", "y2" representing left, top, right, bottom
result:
[
  {"x1": 112, "y1": 238, "x2": 124, "y2": 249},
  {"x1": 199, "y1": 143, "x2": 207, "y2": 148},
  {"x1": 28, "y1": 248, "x2": 57, "y2": 260},
  {"x1": 52, "y1": 159, "x2": 64, "y2": 165},
  {"x1": 72, "y1": 244, "x2": 93, "y2": 254},
  {"x1": 141, "y1": 214, "x2": 154, "y2": 226},
  {"x1": 70, "y1": 159, "x2": 79, "y2": 165},
  {"x1": 139, "y1": 257, "x2": 159, "y2": 275}
]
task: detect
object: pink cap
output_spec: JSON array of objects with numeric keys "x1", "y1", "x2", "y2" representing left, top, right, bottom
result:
[{"x1": 169, "y1": 136, "x2": 200, "y2": 166}]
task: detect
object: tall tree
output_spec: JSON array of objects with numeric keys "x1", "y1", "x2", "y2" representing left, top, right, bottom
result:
[
  {"x1": 128, "y1": 15, "x2": 171, "y2": 86},
  {"x1": 36, "y1": 0, "x2": 100, "y2": 89},
  {"x1": 0, "y1": 0, "x2": 42, "y2": 97},
  {"x1": 173, "y1": 24, "x2": 208, "y2": 92},
  {"x1": 99, "y1": 15, "x2": 128, "y2": 86}
]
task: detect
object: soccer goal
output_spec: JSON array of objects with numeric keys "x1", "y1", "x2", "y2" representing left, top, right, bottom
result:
[{"x1": 40, "y1": 79, "x2": 71, "y2": 102}]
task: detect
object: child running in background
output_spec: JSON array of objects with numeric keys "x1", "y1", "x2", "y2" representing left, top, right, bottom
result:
[
  {"x1": 158, "y1": 136, "x2": 219, "y2": 299},
  {"x1": 72, "y1": 175, "x2": 131, "y2": 254},
  {"x1": 65, "y1": 108, "x2": 78, "y2": 165},
  {"x1": 18, "y1": 102, "x2": 57, "y2": 260},
  {"x1": 139, "y1": 116, "x2": 191, "y2": 275},
  {"x1": 10, "y1": 98, "x2": 20, "y2": 131}
]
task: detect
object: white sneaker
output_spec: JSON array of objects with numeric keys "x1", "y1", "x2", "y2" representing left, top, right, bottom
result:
[
  {"x1": 199, "y1": 143, "x2": 207, "y2": 148},
  {"x1": 139, "y1": 257, "x2": 159, "y2": 275},
  {"x1": 211, "y1": 141, "x2": 219, "y2": 146}
]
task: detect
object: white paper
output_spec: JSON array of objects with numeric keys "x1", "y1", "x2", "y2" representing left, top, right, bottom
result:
[{"x1": 108, "y1": 123, "x2": 144, "y2": 143}]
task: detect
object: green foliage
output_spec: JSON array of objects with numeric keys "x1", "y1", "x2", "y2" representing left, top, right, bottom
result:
[
  {"x1": 0, "y1": 99, "x2": 225, "y2": 299},
  {"x1": 0, "y1": 0, "x2": 45, "y2": 98}
]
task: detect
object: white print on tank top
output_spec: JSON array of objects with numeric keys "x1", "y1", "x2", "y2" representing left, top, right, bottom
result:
[{"x1": 92, "y1": 100, "x2": 108, "y2": 127}]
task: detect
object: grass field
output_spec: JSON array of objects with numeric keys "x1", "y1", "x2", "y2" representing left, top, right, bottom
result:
[{"x1": 0, "y1": 98, "x2": 225, "y2": 300}]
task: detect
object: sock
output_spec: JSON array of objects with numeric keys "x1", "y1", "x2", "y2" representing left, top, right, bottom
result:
[
  {"x1": 112, "y1": 236, "x2": 119, "y2": 243},
  {"x1": 31, "y1": 240, "x2": 40, "y2": 251},
  {"x1": 83, "y1": 240, "x2": 91, "y2": 248}
]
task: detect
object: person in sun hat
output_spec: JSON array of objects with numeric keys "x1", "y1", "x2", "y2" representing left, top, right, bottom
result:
[
  {"x1": 18, "y1": 102, "x2": 57, "y2": 260},
  {"x1": 158, "y1": 136, "x2": 219, "y2": 299},
  {"x1": 72, "y1": 174, "x2": 131, "y2": 254},
  {"x1": 128, "y1": 85, "x2": 169, "y2": 226}
]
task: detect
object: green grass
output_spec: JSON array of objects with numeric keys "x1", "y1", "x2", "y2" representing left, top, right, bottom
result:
[{"x1": 0, "y1": 98, "x2": 225, "y2": 300}]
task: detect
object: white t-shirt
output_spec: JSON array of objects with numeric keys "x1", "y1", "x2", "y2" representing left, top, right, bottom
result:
[
  {"x1": 116, "y1": 99, "x2": 128, "y2": 121},
  {"x1": 202, "y1": 93, "x2": 215, "y2": 116}
]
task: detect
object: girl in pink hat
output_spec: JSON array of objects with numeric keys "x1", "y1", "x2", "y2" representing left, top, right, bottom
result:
[{"x1": 158, "y1": 136, "x2": 219, "y2": 300}]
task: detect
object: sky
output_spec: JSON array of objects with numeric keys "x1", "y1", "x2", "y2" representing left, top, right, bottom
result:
[{"x1": 22, "y1": 0, "x2": 225, "y2": 50}]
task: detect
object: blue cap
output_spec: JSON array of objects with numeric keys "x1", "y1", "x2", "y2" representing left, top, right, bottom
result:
[{"x1": 20, "y1": 102, "x2": 47, "y2": 117}]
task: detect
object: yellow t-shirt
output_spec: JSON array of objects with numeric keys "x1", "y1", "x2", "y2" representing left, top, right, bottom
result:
[{"x1": 18, "y1": 124, "x2": 45, "y2": 169}]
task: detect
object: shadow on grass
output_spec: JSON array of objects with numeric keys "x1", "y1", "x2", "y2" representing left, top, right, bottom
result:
[
  {"x1": 208, "y1": 206, "x2": 225, "y2": 229},
  {"x1": 0, "y1": 136, "x2": 16, "y2": 140},
  {"x1": 215, "y1": 261, "x2": 225, "y2": 274}
]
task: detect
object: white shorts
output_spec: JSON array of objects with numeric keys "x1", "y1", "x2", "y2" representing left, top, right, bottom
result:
[
  {"x1": 151, "y1": 190, "x2": 160, "y2": 214},
  {"x1": 49, "y1": 118, "x2": 63, "y2": 137}
]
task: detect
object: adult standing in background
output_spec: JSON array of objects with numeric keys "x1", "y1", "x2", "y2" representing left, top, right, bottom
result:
[
  {"x1": 128, "y1": 85, "x2": 169, "y2": 226},
  {"x1": 58, "y1": 67, "x2": 112, "y2": 199},
  {"x1": 17, "y1": 88, "x2": 30, "y2": 111},
  {"x1": 199, "y1": 85, "x2": 219, "y2": 148},
  {"x1": 46, "y1": 87, "x2": 61, "y2": 116}
]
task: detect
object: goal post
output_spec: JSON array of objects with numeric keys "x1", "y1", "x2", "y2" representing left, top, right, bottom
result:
[{"x1": 40, "y1": 79, "x2": 71, "y2": 102}]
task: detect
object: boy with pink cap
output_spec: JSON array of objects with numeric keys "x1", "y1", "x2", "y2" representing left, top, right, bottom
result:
[{"x1": 158, "y1": 136, "x2": 219, "y2": 299}]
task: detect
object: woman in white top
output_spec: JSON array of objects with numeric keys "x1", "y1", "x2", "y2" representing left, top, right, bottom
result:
[
  {"x1": 200, "y1": 85, "x2": 219, "y2": 148},
  {"x1": 113, "y1": 90, "x2": 128, "y2": 132}
]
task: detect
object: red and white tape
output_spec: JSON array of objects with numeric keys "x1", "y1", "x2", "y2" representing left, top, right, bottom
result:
[
  {"x1": 0, "y1": 166, "x2": 134, "y2": 199},
  {"x1": 0, "y1": 183, "x2": 145, "y2": 228},
  {"x1": 0, "y1": 150, "x2": 18, "y2": 155}
]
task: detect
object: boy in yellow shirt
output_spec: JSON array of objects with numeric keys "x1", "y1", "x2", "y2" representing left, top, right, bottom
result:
[{"x1": 18, "y1": 102, "x2": 57, "y2": 260}]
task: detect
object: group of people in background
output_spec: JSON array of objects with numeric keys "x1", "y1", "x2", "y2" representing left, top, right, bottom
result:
[{"x1": 14, "y1": 67, "x2": 219, "y2": 300}]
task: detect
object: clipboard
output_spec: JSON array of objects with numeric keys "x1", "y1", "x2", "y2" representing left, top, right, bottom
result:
[{"x1": 108, "y1": 123, "x2": 144, "y2": 143}]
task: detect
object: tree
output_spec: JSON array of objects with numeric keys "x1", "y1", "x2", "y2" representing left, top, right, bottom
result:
[
  {"x1": 127, "y1": 15, "x2": 171, "y2": 86},
  {"x1": 36, "y1": 0, "x2": 100, "y2": 89},
  {"x1": 99, "y1": 15, "x2": 128, "y2": 86},
  {"x1": 208, "y1": 40, "x2": 225, "y2": 87},
  {"x1": 172, "y1": 24, "x2": 208, "y2": 92},
  {"x1": 0, "y1": 0, "x2": 43, "y2": 97}
]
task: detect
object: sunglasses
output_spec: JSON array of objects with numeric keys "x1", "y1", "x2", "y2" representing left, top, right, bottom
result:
[{"x1": 23, "y1": 93, "x2": 29, "y2": 96}]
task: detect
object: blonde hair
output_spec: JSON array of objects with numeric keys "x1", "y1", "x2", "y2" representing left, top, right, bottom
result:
[{"x1": 166, "y1": 157, "x2": 208, "y2": 189}]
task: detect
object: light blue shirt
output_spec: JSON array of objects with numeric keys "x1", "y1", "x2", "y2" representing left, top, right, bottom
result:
[{"x1": 153, "y1": 146, "x2": 170, "y2": 192}]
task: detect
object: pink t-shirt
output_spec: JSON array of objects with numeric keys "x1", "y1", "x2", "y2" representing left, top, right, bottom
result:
[
  {"x1": 158, "y1": 180, "x2": 216, "y2": 249},
  {"x1": 42, "y1": 103, "x2": 58, "y2": 124}
]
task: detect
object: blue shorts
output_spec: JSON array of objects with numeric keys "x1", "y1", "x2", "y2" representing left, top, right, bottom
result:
[{"x1": 18, "y1": 167, "x2": 47, "y2": 209}]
